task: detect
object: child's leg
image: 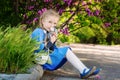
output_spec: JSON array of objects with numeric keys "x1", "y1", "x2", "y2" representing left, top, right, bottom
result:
[
  {"x1": 66, "y1": 48, "x2": 101, "y2": 79},
  {"x1": 66, "y1": 49, "x2": 89, "y2": 74}
]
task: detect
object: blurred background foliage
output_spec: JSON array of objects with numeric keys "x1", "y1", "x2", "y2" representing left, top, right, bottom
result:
[{"x1": 0, "y1": 0, "x2": 120, "y2": 45}]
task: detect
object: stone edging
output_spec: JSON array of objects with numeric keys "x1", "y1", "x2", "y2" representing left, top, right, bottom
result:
[{"x1": 0, "y1": 65, "x2": 44, "y2": 80}]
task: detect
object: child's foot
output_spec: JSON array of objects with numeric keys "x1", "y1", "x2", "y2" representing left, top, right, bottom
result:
[
  {"x1": 80, "y1": 66, "x2": 96, "y2": 79},
  {"x1": 80, "y1": 67, "x2": 101, "y2": 79},
  {"x1": 90, "y1": 68, "x2": 101, "y2": 76}
]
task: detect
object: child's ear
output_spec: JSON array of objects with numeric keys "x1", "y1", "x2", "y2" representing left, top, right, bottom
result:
[
  {"x1": 41, "y1": 19, "x2": 44, "y2": 24},
  {"x1": 41, "y1": 20, "x2": 44, "y2": 27}
]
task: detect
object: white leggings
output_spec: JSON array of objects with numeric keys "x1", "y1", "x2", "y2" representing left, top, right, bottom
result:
[{"x1": 66, "y1": 49, "x2": 88, "y2": 73}]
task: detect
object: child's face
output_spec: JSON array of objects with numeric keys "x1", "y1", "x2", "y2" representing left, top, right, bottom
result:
[{"x1": 42, "y1": 15, "x2": 59, "y2": 31}]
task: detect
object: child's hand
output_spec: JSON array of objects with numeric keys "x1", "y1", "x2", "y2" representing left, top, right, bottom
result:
[{"x1": 50, "y1": 32, "x2": 57, "y2": 43}]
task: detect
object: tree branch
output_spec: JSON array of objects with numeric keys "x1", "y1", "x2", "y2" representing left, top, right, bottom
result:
[
  {"x1": 69, "y1": 26, "x2": 83, "y2": 33},
  {"x1": 60, "y1": 1, "x2": 81, "y2": 29}
]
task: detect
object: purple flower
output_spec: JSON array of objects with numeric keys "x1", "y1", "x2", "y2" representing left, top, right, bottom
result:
[
  {"x1": 88, "y1": 12, "x2": 91, "y2": 16},
  {"x1": 85, "y1": 8, "x2": 94, "y2": 16},
  {"x1": 104, "y1": 22, "x2": 111, "y2": 27},
  {"x1": 63, "y1": 0, "x2": 67, "y2": 2},
  {"x1": 33, "y1": 18, "x2": 38, "y2": 22},
  {"x1": 70, "y1": 11, "x2": 74, "y2": 14},
  {"x1": 26, "y1": 20, "x2": 32, "y2": 24},
  {"x1": 85, "y1": 8, "x2": 91, "y2": 16},
  {"x1": 38, "y1": 10, "x2": 42, "y2": 15},
  {"x1": 41, "y1": 8, "x2": 47, "y2": 12},
  {"x1": 28, "y1": 6, "x2": 34, "y2": 10},
  {"x1": 23, "y1": 14, "x2": 28, "y2": 19},
  {"x1": 60, "y1": 27, "x2": 70, "y2": 35},
  {"x1": 44, "y1": 0, "x2": 48, "y2": 2},
  {"x1": 68, "y1": 0, "x2": 72, "y2": 6},
  {"x1": 44, "y1": 0, "x2": 51, "y2": 2},
  {"x1": 64, "y1": 27, "x2": 69, "y2": 35},
  {"x1": 58, "y1": 9, "x2": 64, "y2": 15},
  {"x1": 94, "y1": 10, "x2": 100, "y2": 16},
  {"x1": 91, "y1": 12, "x2": 94, "y2": 16},
  {"x1": 38, "y1": 8, "x2": 47, "y2": 15},
  {"x1": 56, "y1": 4, "x2": 60, "y2": 8},
  {"x1": 63, "y1": 0, "x2": 72, "y2": 6},
  {"x1": 100, "y1": 16, "x2": 104, "y2": 19},
  {"x1": 85, "y1": 8, "x2": 91, "y2": 13}
]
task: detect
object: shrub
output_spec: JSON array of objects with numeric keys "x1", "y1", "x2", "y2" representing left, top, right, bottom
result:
[{"x1": 0, "y1": 26, "x2": 38, "y2": 73}]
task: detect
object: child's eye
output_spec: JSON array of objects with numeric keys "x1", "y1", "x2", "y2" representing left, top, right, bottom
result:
[{"x1": 49, "y1": 21, "x2": 52, "y2": 23}]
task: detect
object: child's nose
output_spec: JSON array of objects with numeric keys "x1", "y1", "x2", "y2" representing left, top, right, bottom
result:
[{"x1": 51, "y1": 23, "x2": 56, "y2": 27}]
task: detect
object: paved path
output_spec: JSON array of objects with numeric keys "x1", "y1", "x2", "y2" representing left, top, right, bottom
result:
[{"x1": 41, "y1": 44, "x2": 120, "y2": 80}]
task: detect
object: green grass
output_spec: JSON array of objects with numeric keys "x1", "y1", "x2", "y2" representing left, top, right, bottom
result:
[{"x1": 0, "y1": 26, "x2": 38, "y2": 73}]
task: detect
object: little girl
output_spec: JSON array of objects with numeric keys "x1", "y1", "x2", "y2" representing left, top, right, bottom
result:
[{"x1": 31, "y1": 9, "x2": 101, "y2": 79}]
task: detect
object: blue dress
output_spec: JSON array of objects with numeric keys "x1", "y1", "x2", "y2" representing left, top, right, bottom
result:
[{"x1": 31, "y1": 28, "x2": 70, "y2": 71}]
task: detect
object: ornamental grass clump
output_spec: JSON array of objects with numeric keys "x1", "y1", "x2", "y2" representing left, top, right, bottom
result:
[{"x1": 0, "y1": 26, "x2": 38, "y2": 74}]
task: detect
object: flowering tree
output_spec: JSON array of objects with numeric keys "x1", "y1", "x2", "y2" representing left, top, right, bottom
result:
[{"x1": 0, "y1": 0, "x2": 120, "y2": 44}]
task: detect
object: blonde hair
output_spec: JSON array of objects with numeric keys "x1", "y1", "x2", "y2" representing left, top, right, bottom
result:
[{"x1": 39, "y1": 9, "x2": 60, "y2": 27}]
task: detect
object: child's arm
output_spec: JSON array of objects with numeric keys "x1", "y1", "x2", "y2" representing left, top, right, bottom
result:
[
  {"x1": 31, "y1": 28, "x2": 45, "y2": 52},
  {"x1": 50, "y1": 32, "x2": 57, "y2": 43},
  {"x1": 45, "y1": 40, "x2": 56, "y2": 51},
  {"x1": 31, "y1": 28, "x2": 56, "y2": 52}
]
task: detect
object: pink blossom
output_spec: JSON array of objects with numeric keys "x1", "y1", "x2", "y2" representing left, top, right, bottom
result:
[
  {"x1": 70, "y1": 11, "x2": 74, "y2": 14},
  {"x1": 90, "y1": 12, "x2": 94, "y2": 16},
  {"x1": 95, "y1": 75, "x2": 101, "y2": 79},
  {"x1": 28, "y1": 6, "x2": 34, "y2": 10},
  {"x1": 38, "y1": 10, "x2": 42, "y2": 15},
  {"x1": 85, "y1": 8, "x2": 91, "y2": 13},
  {"x1": 23, "y1": 14, "x2": 28, "y2": 19},
  {"x1": 56, "y1": 4, "x2": 60, "y2": 8},
  {"x1": 41, "y1": 8, "x2": 47, "y2": 12},
  {"x1": 67, "y1": 0, "x2": 72, "y2": 6},
  {"x1": 58, "y1": 9, "x2": 64, "y2": 15},
  {"x1": 85, "y1": 8, "x2": 94, "y2": 16},
  {"x1": 44, "y1": 0, "x2": 51, "y2": 2},
  {"x1": 94, "y1": 10, "x2": 100, "y2": 16},
  {"x1": 63, "y1": 0, "x2": 72, "y2": 6},
  {"x1": 38, "y1": 8, "x2": 47, "y2": 15},
  {"x1": 63, "y1": 0, "x2": 67, "y2": 2},
  {"x1": 26, "y1": 20, "x2": 32, "y2": 24},
  {"x1": 33, "y1": 18, "x2": 38, "y2": 22},
  {"x1": 104, "y1": 22, "x2": 111, "y2": 27},
  {"x1": 60, "y1": 27, "x2": 70, "y2": 35}
]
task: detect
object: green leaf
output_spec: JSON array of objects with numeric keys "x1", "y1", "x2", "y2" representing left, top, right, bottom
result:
[{"x1": 81, "y1": 20, "x2": 90, "y2": 27}]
